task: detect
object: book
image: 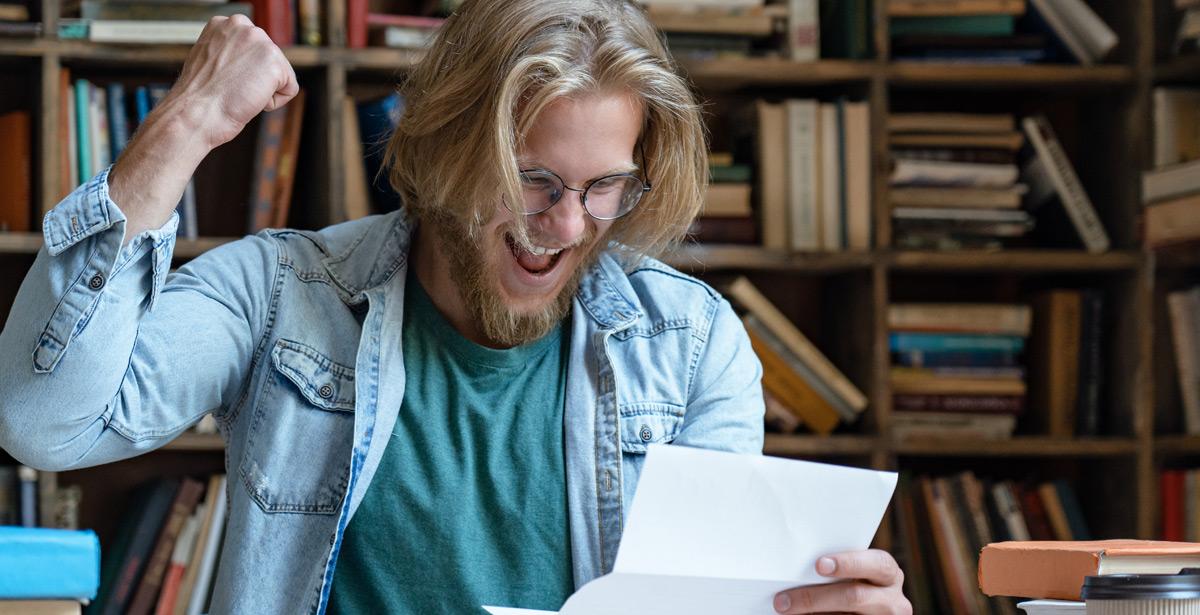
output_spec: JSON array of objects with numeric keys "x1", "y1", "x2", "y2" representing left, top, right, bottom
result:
[
  {"x1": 1028, "y1": 290, "x2": 1082, "y2": 437},
  {"x1": 106, "y1": 83, "x2": 129, "y2": 163},
  {"x1": 342, "y1": 96, "x2": 370, "y2": 221},
  {"x1": 60, "y1": 68, "x2": 77, "y2": 199},
  {"x1": 754, "y1": 100, "x2": 787, "y2": 250},
  {"x1": 270, "y1": 89, "x2": 306, "y2": 229},
  {"x1": 786, "y1": 0, "x2": 818, "y2": 61},
  {"x1": 920, "y1": 476, "x2": 980, "y2": 613},
  {"x1": 992, "y1": 481, "x2": 1032, "y2": 541},
  {"x1": 980, "y1": 540, "x2": 1200, "y2": 601},
  {"x1": 890, "y1": 13, "x2": 1016, "y2": 36},
  {"x1": 747, "y1": 327, "x2": 840, "y2": 435},
  {"x1": 819, "y1": 102, "x2": 842, "y2": 250},
  {"x1": 889, "y1": 303, "x2": 1032, "y2": 335},
  {"x1": 893, "y1": 393, "x2": 1025, "y2": 413},
  {"x1": 893, "y1": 411, "x2": 1017, "y2": 439},
  {"x1": 1020, "y1": 486, "x2": 1057, "y2": 541},
  {"x1": 1143, "y1": 159, "x2": 1200, "y2": 204},
  {"x1": 80, "y1": 2, "x2": 252, "y2": 21},
  {"x1": 1163, "y1": 470, "x2": 1185, "y2": 542},
  {"x1": 347, "y1": 0, "x2": 367, "y2": 48},
  {"x1": 1168, "y1": 288, "x2": 1200, "y2": 435},
  {"x1": 1038, "y1": 481, "x2": 1074, "y2": 540},
  {"x1": 371, "y1": 25, "x2": 437, "y2": 49},
  {"x1": 891, "y1": 370, "x2": 1026, "y2": 396},
  {"x1": 744, "y1": 315, "x2": 859, "y2": 422},
  {"x1": 74, "y1": 79, "x2": 92, "y2": 182},
  {"x1": 701, "y1": 183, "x2": 752, "y2": 217},
  {"x1": 247, "y1": 107, "x2": 287, "y2": 232},
  {"x1": 0, "y1": 109, "x2": 31, "y2": 232},
  {"x1": 298, "y1": 0, "x2": 320, "y2": 45},
  {"x1": 249, "y1": 0, "x2": 292, "y2": 46},
  {"x1": 891, "y1": 130, "x2": 1025, "y2": 151},
  {"x1": 887, "y1": 0, "x2": 1026, "y2": 16},
  {"x1": 0, "y1": 526, "x2": 100, "y2": 600},
  {"x1": 818, "y1": 0, "x2": 871, "y2": 59},
  {"x1": 1154, "y1": 88, "x2": 1200, "y2": 168},
  {"x1": 89, "y1": 83, "x2": 111, "y2": 172},
  {"x1": 1017, "y1": 601, "x2": 1086, "y2": 614},
  {"x1": 786, "y1": 99, "x2": 820, "y2": 251},
  {"x1": 647, "y1": 5, "x2": 781, "y2": 37},
  {"x1": 727, "y1": 277, "x2": 868, "y2": 413},
  {"x1": 843, "y1": 100, "x2": 872, "y2": 250},
  {"x1": 1022, "y1": 115, "x2": 1110, "y2": 253},
  {"x1": 126, "y1": 478, "x2": 205, "y2": 615},
  {"x1": 89, "y1": 20, "x2": 207, "y2": 44},
  {"x1": 184, "y1": 476, "x2": 227, "y2": 615},
  {"x1": 1145, "y1": 192, "x2": 1200, "y2": 248},
  {"x1": 0, "y1": 602, "x2": 83, "y2": 615},
  {"x1": 890, "y1": 159, "x2": 1019, "y2": 188},
  {"x1": 153, "y1": 513, "x2": 199, "y2": 615},
  {"x1": 17, "y1": 466, "x2": 35, "y2": 527},
  {"x1": 1074, "y1": 290, "x2": 1103, "y2": 436},
  {"x1": 96, "y1": 479, "x2": 180, "y2": 615},
  {"x1": 889, "y1": 112, "x2": 1014, "y2": 133},
  {"x1": 686, "y1": 216, "x2": 758, "y2": 244},
  {"x1": 890, "y1": 332, "x2": 1025, "y2": 353}
]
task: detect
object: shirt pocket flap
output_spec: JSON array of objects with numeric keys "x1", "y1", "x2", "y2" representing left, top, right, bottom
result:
[
  {"x1": 271, "y1": 339, "x2": 356, "y2": 413},
  {"x1": 619, "y1": 403, "x2": 685, "y2": 454}
]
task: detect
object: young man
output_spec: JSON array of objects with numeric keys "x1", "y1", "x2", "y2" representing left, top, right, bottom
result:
[{"x1": 0, "y1": 1, "x2": 909, "y2": 613}]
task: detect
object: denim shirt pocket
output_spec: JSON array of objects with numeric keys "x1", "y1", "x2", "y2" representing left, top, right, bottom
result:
[
  {"x1": 239, "y1": 338, "x2": 355, "y2": 515},
  {"x1": 618, "y1": 402, "x2": 685, "y2": 454}
]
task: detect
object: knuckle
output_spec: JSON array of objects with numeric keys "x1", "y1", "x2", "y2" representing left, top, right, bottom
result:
[
  {"x1": 793, "y1": 589, "x2": 816, "y2": 612},
  {"x1": 846, "y1": 584, "x2": 870, "y2": 609}
]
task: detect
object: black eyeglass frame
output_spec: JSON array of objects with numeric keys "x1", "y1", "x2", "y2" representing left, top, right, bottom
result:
[{"x1": 512, "y1": 142, "x2": 653, "y2": 221}]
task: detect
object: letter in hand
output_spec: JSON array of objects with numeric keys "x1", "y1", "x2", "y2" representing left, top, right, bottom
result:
[{"x1": 772, "y1": 550, "x2": 912, "y2": 615}]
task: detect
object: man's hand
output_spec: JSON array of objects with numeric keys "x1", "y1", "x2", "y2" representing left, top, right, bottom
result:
[
  {"x1": 772, "y1": 550, "x2": 912, "y2": 615},
  {"x1": 109, "y1": 14, "x2": 298, "y2": 240}
]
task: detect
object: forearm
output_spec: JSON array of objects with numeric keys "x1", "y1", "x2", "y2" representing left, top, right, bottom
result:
[{"x1": 109, "y1": 102, "x2": 211, "y2": 244}]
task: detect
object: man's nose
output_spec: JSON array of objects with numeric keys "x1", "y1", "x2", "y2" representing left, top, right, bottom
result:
[{"x1": 533, "y1": 188, "x2": 589, "y2": 245}]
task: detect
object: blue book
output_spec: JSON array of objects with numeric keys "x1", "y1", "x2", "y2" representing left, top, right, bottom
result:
[
  {"x1": 134, "y1": 86, "x2": 150, "y2": 125},
  {"x1": 106, "y1": 83, "x2": 129, "y2": 162},
  {"x1": 0, "y1": 526, "x2": 100, "y2": 600},
  {"x1": 892, "y1": 349, "x2": 1021, "y2": 369},
  {"x1": 74, "y1": 79, "x2": 92, "y2": 182},
  {"x1": 889, "y1": 332, "x2": 1025, "y2": 353}
]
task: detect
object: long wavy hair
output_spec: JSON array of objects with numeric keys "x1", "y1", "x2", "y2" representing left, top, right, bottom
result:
[{"x1": 384, "y1": 0, "x2": 708, "y2": 261}]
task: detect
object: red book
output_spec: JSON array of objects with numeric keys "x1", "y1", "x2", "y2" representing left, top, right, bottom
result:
[
  {"x1": 1019, "y1": 485, "x2": 1056, "y2": 541},
  {"x1": 250, "y1": 0, "x2": 293, "y2": 47},
  {"x1": 366, "y1": 13, "x2": 445, "y2": 28},
  {"x1": 125, "y1": 478, "x2": 206, "y2": 615},
  {"x1": 1163, "y1": 470, "x2": 1184, "y2": 542},
  {"x1": 0, "y1": 110, "x2": 31, "y2": 233},
  {"x1": 347, "y1": 0, "x2": 367, "y2": 48}
]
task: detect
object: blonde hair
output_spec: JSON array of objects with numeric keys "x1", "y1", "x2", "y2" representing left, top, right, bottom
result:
[{"x1": 385, "y1": 0, "x2": 707, "y2": 260}]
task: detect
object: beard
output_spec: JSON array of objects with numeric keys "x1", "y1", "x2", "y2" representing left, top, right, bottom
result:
[{"x1": 426, "y1": 210, "x2": 605, "y2": 347}]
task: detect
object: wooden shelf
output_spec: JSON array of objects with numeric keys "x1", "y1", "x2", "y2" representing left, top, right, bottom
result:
[
  {"x1": 664, "y1": 244, "x2": 874, "y2": 272},
  {"x1": 764, "y1": 434, "x2": 880, "y2": 457},
  {"x1": 1155, "y1": 435, "x2": 1200, "y2": 455},
  {"x1": 887, "y1": 249, "x2": 1144, "y2": 272},
  {"x1": 893, "y1": 437, "x2": 1139, "y2": 457},
  {"x1": 677, "y1": 58, "x2": 877, "y2": 90},
  {"x1": 888, "y1": 63, "x2": 1134, "y2": 89}
]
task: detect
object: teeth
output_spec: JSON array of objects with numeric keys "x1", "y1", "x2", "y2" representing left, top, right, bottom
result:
[{"x1": 509, "y1": 234, "x2": 565, "y2": 257}]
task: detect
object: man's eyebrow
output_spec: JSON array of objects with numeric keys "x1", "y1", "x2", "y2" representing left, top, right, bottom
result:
[{"x1": 517, "y1": 160, "x2": 639, "y2": 177}]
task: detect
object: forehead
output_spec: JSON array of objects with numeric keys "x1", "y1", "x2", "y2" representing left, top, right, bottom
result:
[{"x1": 517, "y1": 91, "x2": 644, "y2": 172}]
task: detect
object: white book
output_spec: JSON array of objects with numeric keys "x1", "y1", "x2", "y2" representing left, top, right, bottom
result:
[
  {"x1": 890, "y1": 159, "x2": 1019, "y2": 188},
  {"x1": 991, "y1": 482, "x2": 1031, "y2": 541},
  {"x1": 1021, "y1": 115, "x2": 1110, "y2": 253},
  {"x1": 1027, "y1": 0, "x2": 1093, "y2": 64},
  {"x1": 186, "y1": 475, "x2": 227, "y2": 615},
  {"x1": 787, "y1": 0, "x2": 818, "y2": 61},
  {"x1": 89, "y1": 20, "x2": 206, "y2": 44},
  {"x1": 786, "y1": 99, "x2": 820, "y2": 251},
  {"x1": 819, "y1": 103, "x2": 842, "y2": 251},
  {"x1": 1144, "y1": 159, "x2": 1200, "y2": 203},
  {"x1": 1051, "y1": 0, "x2": 1118, "y2": 62}
]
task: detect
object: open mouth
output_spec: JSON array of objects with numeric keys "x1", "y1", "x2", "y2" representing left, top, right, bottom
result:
[{"x1": 505, "y1": 232, "x2": 567, "y2": 276}]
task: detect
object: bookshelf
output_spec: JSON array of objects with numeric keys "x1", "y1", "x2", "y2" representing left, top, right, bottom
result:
[{"x1": 0, "y1": 0, "x2": 1196, "y2": 609}]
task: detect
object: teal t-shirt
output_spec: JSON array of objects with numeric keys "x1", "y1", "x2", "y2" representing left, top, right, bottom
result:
[{"x1": 327, "y1": 272, "x2": 574, "y2": 614}]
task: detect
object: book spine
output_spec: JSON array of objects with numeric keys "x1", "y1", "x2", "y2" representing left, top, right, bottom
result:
[
  {"x1": 787, "y1": 0, "x2": 818, "y2": 61},
  {"x1": 106, "y1": 82, "x2": 129, "y2": 162},
  {"x1": 60, "y1": 68, "x2": 77, "y2": 198},
  {"x1": 75, "y1": 79, "x2": 92, "y2": 182},
  {"x1": 298, "y1": 0, "x2": 320, "y2": 45},
  {"x1": 37, "y1": 471, "x2": 57, "y2": 528},
  {"x1": 755, "y1": 100, "x2": 788, "y2": 250},
  {"x1": 890, "y1": 332, "x2": 1025, "y2": 353},
  {"x1": 1164, "y1": 470, "x2": 1185, "y2": 541},
  {"x1": 17, "y1": 466, "x2": 36, "y2": 527},
  {"x1": 89, "y1": 83, "x2": 110, "y2": 171},
  {"x1": 126, "y1": 478, "x2": 205, "y2": 615},
  {"x1": 102, "y1": 480, "x2": 181, "y2": 615},
  {"x1": 1022, "y1": 115, "x2": 1110, "y2": 252},
  {"x1": 1075, "y1": 290, "x2": 1103, "y2": 436},
  {"x1": 893, "y1": 393, "x2": 1025, "y2": 414},
  {"x1": 787, "y1": 99, "x2": 821, "y2": 251}
]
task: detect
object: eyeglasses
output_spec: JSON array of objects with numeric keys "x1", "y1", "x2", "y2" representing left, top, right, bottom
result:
[{"x1": 510, "y1": 143, "x2": 652, "y2": 221}]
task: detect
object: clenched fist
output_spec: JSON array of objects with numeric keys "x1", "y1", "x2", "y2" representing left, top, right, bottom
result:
[{"x1": 108, "y1": 14, "x2": 299, "y2": 240}]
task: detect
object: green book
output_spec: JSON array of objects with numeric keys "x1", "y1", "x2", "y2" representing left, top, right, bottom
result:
[
  {"x1": 890, "y1": 15, "x2": 1016, "y2": 37},
  {"x1": 74, "y1": 79, "x2": 92, "y2": 182},
  {"x1": 709, "y1": 164, "x2": 752, "y2": 183}
]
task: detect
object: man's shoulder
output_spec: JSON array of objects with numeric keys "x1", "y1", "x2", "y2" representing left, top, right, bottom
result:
[{"x1": 256, "y1": 212, "x2": 411, "y2": 293}]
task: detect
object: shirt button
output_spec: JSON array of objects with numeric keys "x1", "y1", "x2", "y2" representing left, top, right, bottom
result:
[
  {"x1": 639, "y1": 425, "x2": 653, "y2": 442},
  {"x1": 318, "y1": 384, "x2": 334, "y2": 399},
  {"x1": 88, "y1": 273, "x2": 105, "y2": 291}
]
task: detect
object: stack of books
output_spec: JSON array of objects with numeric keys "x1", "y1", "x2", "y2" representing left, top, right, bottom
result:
[
  {"x1": 888, "y1": 303, "x2": 1031, "y2": 440},
  {"x1": 979, "y1": 541, "x2": 1200, "y2": 612},
  {"x1": 1143, "y1": 87, "x2": 1200, "y2": 249},
  {"x1": 888, "y1": 0, "x2": 1116, "y2": 65},
  {"x1": 0, "y1": 465, "x2": 81, "y2": 531},
  {"x1": 748, "y1": 98, "x2": 871, "y2": 252},
  {"x1": 346, "y1": 0, "x2": 445, "y2": 50},
  {"x1": 895, "y1": 473, "x2": 1092, "y2": 614},
  {"x1": 0, "y1": 1, "x2": 39, "y2": 37},
  {"x1": 59, "y1": 1, "x2": 254, "y2": 45},
  {"x1": 0, "y1": 526, "x2": 100, "y2": 615},
  {"x1": 89, "y1": 475, "x2": 229, "y2": 615},
  {"x1": 888, "y1": 112, "x2": 1030, "y2": 250},
  {"x1": 724, "y1": 277, "x2": 867, "y2": 435},
  {"x1": 687, "y1": 152, "x2": 756, "y2": 244}
]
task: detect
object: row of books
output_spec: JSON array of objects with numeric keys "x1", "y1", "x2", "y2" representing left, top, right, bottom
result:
[
  {"x1": 888, "y1": 303, "x2": 1031, "y2": 441},
  {"x1": 88, "y1": 475, "x2": 228, "y2": 615},
  {"x1": 894, "y1": 471, "x2": 1091, "y2": 615},
  {"x1": 643, "y1": 0, "x2": 871, "y2": 61},
  {"x1": 724, "y1": 276, "x2": 869, "y2": 436},
  {"x1": 0, "y1": 465, "x2": 80, "y2": 530},
  {"x1": 889, "y1": 112, "x2": 1109, "y2": 253},
  {"x1": 52, "y1": 1, "x2": 321, "y2": 47},
  {"x1": 0, "y1": 1, "x2": 40, "y2": 37},
  {"x1": 748, "y1": 97, "x2": 873, "y2": 252},
  {"x1": 888, "y1": 0, "x2": 1117, "y2": 66},
  {"x1": 1143, "y1": 87, "x2": 1200, "y2": 249}
]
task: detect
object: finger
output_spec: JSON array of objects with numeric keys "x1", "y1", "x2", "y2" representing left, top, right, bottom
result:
[
  {"x1": 773, "y1": 580, "x2": 894, "y2": 614},
  {"x1": 817, "y1": 550, "x2": 904, "y2": 587}
]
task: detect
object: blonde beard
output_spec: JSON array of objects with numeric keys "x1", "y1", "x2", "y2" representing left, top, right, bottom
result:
[{"x1": 428, "y1": 212, "x2": 602, "y2": 347}]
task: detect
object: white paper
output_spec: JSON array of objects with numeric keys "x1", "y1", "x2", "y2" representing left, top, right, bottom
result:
[{"x1": 484, "y1": 444, "x2": 897, "y2": 615}]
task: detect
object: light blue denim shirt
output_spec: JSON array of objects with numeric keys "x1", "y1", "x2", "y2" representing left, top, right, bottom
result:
[{"x1": 0, "y1": 167, "x2": 765, "y2": 614}]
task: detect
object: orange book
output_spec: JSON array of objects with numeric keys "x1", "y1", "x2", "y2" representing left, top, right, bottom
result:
[
  {"x1": 979, "y1": 540, "x2": 1200, "y2": 601},
  {"x1": 0, "y1": 110, "x2": 32, "y2": 233},
  {"x1": 747, "y1": 328, "x2": 840, "y2": 435},
  {"x1": 271, "y1": 89, "x2": 307, "y2": 228}
]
